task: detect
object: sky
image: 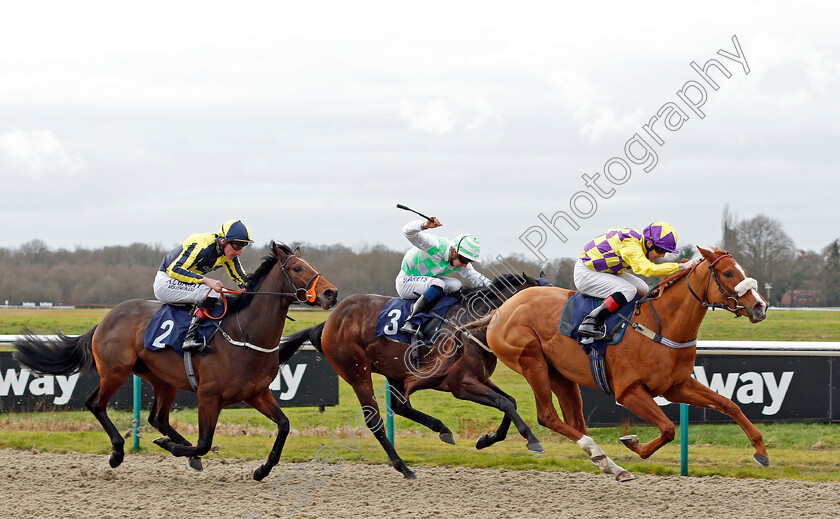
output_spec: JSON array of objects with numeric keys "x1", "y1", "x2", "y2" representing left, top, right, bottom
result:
[{"x1": 1, "y1": 1, "x2": 838, "y2": 265}]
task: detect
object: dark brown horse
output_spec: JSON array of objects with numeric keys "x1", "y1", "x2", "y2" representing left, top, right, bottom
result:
[
  {"x1": 14, "y1": 243, "x2": 337, "y2": 480},
  {"x1": 480, "y1": 247, "x2": 768, "y2": 481},
  {"x1": 282, "y1": 273, "x2": 546, "y2": 479}
]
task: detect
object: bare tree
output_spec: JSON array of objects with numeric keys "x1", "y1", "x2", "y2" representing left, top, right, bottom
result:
[{"x1": 735, "y1": 215, "x2": 796, "y2": 305}]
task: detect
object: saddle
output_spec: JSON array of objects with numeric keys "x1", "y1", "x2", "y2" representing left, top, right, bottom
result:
[
  {"x1": 559, "y1": 292, "x2": 641, "y2": 356},
  {"x1": 558, "y1": 293, "x2": 641, "y2": 395},
  {"x1": 143, "y1": 303, "x2": 220, "y2": 356},
  {"x1": 374, "y1": 296, "x2": 461, "y2": 345}
]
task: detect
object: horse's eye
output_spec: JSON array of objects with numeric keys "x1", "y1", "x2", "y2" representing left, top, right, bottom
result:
[
  {"x1": 723, "y1": 271, "x2": 734, "y2": 278},
  {"x1": 293, "y1": 266, "x2": 302, "y2": 273}
]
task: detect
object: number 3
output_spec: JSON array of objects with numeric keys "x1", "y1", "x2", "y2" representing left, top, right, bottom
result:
[{"x1": 383, "y1": 309, "x2": 402, "y2": 335}]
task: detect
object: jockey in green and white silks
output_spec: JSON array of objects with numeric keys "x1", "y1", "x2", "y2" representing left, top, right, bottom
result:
[{"x1": 396, "y1": 217, "x2": 491, "y2": 335}]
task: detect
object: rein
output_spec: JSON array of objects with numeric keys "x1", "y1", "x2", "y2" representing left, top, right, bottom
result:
[
  {"x1": 625, "y1": 253, "x2": 756, "y2": 348},
  {"x1": 203, "y1": 254, "x2": 327, "y2": 352}
]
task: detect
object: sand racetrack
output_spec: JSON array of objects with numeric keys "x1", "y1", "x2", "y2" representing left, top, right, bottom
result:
[{"x1": 1, "y1": 448, "x2": 839, "y2": 519}]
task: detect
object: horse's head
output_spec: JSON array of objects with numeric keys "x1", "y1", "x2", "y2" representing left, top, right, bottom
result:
[
  {"x1": 697, "y1": 246, "x2": 767, "y2": 323},
  {"x1": 272, "y1": 242, "x2": 338, "y2": 309}
]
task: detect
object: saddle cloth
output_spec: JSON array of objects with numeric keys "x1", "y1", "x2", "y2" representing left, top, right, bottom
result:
[
  {"x1": 558, "y1": 293, "x2": 641, "y2": 355},
  {"x1": 143, "y1": 303, "x2": 220, "y2": 356},
  {"x1": 374, "y1": 296, "x2": 460, "y2": 345}
]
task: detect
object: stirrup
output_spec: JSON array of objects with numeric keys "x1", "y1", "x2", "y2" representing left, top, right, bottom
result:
[
  {"x1": 182, "y1": 335, "x2": 208, "y2": 352},
  {"x1": 400, "y1": 320, "x2": 419, "y2": 335}
]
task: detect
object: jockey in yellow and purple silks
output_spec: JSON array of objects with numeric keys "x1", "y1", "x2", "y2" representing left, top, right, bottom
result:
[
  {"x1": 153, "y1": 219, "x2": 253, "y2": 351},
  {"x1": 574, "y1": 222, "x2": 697, "y2": 338},
  {"x1": 396, "y1": 216, "x2": 491, "y2": 336}
]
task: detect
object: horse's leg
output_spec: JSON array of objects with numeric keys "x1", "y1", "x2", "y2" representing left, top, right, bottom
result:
[
  {"x1": 154, "y1": 395, "x2": 220, "y2": 460},
  {"x1": 146, "y1": 379, "x2": 203, "y2": 471},
  {"x1": 385, "y1": 378, "x2": 455, "y2": 445},
  {"x1": 344, "y1": 369, "x2": 416, "y2": 479},
  {"x1": 662, "y1": 377, "x2": 769, "y2": 467},
  {"x1": 85, "y1": 368, "x2": 132, "y2": 468},
  {"x1": 451, "y1": 377, "x2": 544, "y2": 453},
  {"x1": 518, "y1": 346, "x2": 633, "y2": 481},
  {"x1": 245, "y1": 388, "x2": 291, "y2": 481},
  {"x1": 548, "y1": 368, "x2": 587, "y2": 435},
  {"x1": 473, "y1": 380, "x2": 514, "y2": 449},
  {"x1": 613, "y1": 382, "x2": 677, "y2": 459}
]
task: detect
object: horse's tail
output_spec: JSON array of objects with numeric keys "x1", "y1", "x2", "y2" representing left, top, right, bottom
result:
[
  {"x1": 279, "y1": 322, "x2": 326, "y2": 363},
  {"x1": 13, "y1": 326, "x2": 97, "y2": 375}
]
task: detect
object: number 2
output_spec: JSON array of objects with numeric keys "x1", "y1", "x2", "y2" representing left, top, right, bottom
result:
[{"x1": 152, "y1": 319, "x2": 175, "y2": 349}]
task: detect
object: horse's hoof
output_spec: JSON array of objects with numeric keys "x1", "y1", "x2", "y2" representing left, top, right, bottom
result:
[
  {"x1": 403, "y1": 470, "x2": 417, "y2": 480},
  {"x1": 153, "y1": 436, "x2": 171, "y2": 449},
  {"x1": 108, "y1": 452, "x2": 124, "y2": 468},
  {"x1": 616, "y1": 470, "x2": 636, "y2": 482},
  {"x1": 188, "y1": 456, "x2": 203, "y2": 471},
  {"x1": 439, "y1": 432, "x2": 456, "y2": 445},
  {"x1": 619, "y1": 434, "x2": 639, "y2": 447},
  {"x1": 754, "y1": 454, "x2": 770, "y2": 467},
  {"x1": 527, "y1": 441, "x2": 545, "y2": 453},
  {"x1": 253, "y1": 465, "x2": 270, "y2": 481},
  {"x1": 475, "y1": 434, "x2": 491, "y2": 450}
]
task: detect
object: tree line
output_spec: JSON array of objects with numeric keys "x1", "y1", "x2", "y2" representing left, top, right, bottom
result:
[{"x1": 1, "y1": 211, "x2": 838, "y2": 307}]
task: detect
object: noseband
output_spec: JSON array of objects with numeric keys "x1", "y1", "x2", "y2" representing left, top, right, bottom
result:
[
  {"x1": 279, "y1": 255, "x2": 325, "y2": 304},
  {"x1": 686, "y1": 254, "x2": 755, "y2": 315}
]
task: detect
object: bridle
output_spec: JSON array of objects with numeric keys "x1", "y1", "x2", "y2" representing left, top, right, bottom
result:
[{"x1": 685, "y1": 253, "x2": 757, "y2": 316}]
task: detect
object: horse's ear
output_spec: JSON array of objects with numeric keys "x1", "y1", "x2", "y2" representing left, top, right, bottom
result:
[
  {"x1": 539, "y1": 270, "x2": 546, "y2": 279},
  {"x1": 294, "y1": 246, "x2": 301, "y2": 257},
  {"x1": 697, "y1": 246, "x2": 715, "y2": 262}
]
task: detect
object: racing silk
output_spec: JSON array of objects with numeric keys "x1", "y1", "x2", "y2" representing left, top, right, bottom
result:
[
  {"x1": 159, "y1": 232, "x2": 248, "y2": 286},
  {"x1": 580, "y1": 228, "x2": 679, "y2": 278},
  {"x1": 400, "y1": 219, "x2": 491, "y2": 287}
]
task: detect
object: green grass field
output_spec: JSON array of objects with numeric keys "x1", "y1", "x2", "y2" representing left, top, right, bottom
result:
[{"x1": 1, "y1": 307, "x2": 839, "y2": 480}]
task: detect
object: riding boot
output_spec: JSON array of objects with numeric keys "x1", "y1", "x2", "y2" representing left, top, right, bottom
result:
[
  {"x1": 577, "y1": 292, "x2": 628, "y2": 339},
  {"x1": 181, "y1": 315, "x2": 206, "y2": 352},
  {"x1": 399, "y1": 286, "x2": 442, "y2": 337},
  {"x1": 182, "y1": 297, "x2": 217, "y2": 352}
]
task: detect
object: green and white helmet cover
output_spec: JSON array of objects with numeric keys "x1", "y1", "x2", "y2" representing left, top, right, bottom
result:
[{"x1": 450, "y1": 233, "x2": 481, "y2": 263}]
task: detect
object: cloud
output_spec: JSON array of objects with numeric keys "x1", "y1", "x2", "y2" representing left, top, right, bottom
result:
[
  {"x1": 399, "y1": 98, "x2": 501, "y2": 135},
  {"x1": 0, "y1": 129, "x2": 86, "y2": 177}
]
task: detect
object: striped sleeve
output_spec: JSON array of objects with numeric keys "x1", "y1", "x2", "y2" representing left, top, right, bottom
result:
[
  {"x1": 224, "y1": 257, "x2": 249, "y2": 287},
  {"x1": 403, "y1": 219, "x2": 439, "y2": 251},
  {"x1": 458, "y1": 263, "x2": 491, "y2": 287},
  {"x1": 165, "y1": 242, "x2": 204, "y2": 283}
]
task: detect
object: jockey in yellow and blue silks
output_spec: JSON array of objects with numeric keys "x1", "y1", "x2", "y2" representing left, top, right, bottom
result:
[
  {"x1": 152, "y1": 220, "x2": 254, "y2": 351},
  {"x1": 574, "y1": 222, "x2": 697, "y2": 338},
  {"x1": 396, "y1": 217, "x2": 491, "y2": 336}
]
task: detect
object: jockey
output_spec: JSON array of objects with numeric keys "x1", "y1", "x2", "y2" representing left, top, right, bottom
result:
[
  {"x1": 574, "y1": 222, "x2": 698, "y2": 338},
  {"x1": 396, "y1": 217, "x2": 491, "y2": 336},
  {"x1": 153, "y1": 219, "x2": 254, "y2": 351}
]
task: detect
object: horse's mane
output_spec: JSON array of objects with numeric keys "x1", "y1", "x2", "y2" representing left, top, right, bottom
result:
[
  {"x1": 649, "y1": 249, "x2": 729, "y2": 298},
  {"x1": 225, "y1": 245, "x2": 293, "y2": 313}
]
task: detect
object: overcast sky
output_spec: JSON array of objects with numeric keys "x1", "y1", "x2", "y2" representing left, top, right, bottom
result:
[{"x1": 2, "y1": 1, "x2": 838, "y2": 265}]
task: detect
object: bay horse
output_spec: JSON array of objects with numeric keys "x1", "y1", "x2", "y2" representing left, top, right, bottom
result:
[
  {"x1": 14, "y1": 243, "x2": 337, "y2": 480},
  {"x1": 479, "y1": 247, "x2": 768, "y2": 481},
  {"x1": 282, "y1": 273, "x2": 546, "y2": 479}
]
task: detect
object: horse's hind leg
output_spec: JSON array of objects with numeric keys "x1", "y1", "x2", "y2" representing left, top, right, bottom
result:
[
  {"x1": 146, "y1": 379, "x2": 203, "y2": 471},
  {"x1": 548, "y1": 368, "x2": 587, "y2": 435},
  {"x1": 451, "y1": 377, "x2": 543, "y2": 453},
  {"x1": 663, "y1": 377, "x2": 769, "y2": 467},
  {"x1": 85, "y1": 368, "x2": 132, "y2": 468},
  {"x1": 385, "y1": 378, "x2": 455, "y2": 445},
  {"x1": 517, "y1": 344, "x2": 633, "y2": 481}
]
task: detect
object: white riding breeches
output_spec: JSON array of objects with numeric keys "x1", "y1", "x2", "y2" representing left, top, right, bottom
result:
[
  {"x1": 573, "y1": 260, "x2": 649, "y2": 301},
  {"x1": 395, "y1": 272, "x2": 463, "y2": 300},
  {"x1": 153, "y1": 270, "x2": 218, "y2": 305}
]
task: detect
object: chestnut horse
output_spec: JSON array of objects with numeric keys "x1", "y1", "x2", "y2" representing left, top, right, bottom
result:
[
  {"x1": 480, "y1": 247, "x2": 768, "y2": 481},
  {"x1": 14, "y1": 243, "x2": 337, "y2": 480},
  {"x1": 282, "y1": 273, "x2": 546, "y2": 479}
]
